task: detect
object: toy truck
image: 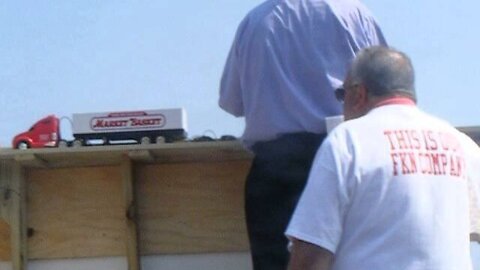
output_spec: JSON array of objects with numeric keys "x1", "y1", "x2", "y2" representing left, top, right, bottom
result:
[{"x1": 12, "y1": 108, "x2": 187, "y2": 149}]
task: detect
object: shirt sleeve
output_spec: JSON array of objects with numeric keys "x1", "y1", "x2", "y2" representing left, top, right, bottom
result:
[
  {"x1": 286, "y1": 131, "x2": 353, "y2": 253},
  {"x1": 218, "y1": 29, "x2": 244, "y2": 117}
]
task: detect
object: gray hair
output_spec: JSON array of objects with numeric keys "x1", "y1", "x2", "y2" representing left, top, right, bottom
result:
[{"x1": 349, "y1": 46, "x2": 416, "y2": 101}]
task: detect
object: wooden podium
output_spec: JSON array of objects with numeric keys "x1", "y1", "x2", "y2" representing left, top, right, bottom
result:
[{"x1": 0, "y1": 141, "x2": 252, "y2": 270}]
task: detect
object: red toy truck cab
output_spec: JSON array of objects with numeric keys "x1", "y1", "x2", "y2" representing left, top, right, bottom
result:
[{"x1": 12, "y1": 115, "x2": 60, "y2": 149}]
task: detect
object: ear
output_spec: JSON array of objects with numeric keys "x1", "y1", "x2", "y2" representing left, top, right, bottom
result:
[{"x1": 352, "y1": 84, "x2": 368, "y2": 112}]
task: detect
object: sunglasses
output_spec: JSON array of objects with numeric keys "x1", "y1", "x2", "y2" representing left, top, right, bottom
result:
[
  {"x1": 335, "y1": 87, "x2": 346, "y2": 103},
  {"x1": 335, "y1": 83, "x2": 359, "y2": 103}
]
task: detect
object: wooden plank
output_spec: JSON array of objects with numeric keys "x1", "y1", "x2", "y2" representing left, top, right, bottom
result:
[
  {"x1": 9, "y1": 162, "x2": 27, "y2": 270},
  {"x1": 128, "y1": 150, "x2": 154, "y2": 163},
  {"x1": 137, "y1": 160, "x2": 251, "y2": 254},
  {"x1": 122, "y1": 157, "x2": 140, "y2": 270},
  {"x1": 14, "y1": 154, "x2": 48, "y2": 168},
  {"x1": 0, "y1": 141, "x2": 251, "y2": 169},
  {"x1": 18, "y1": 151, "x2": 123, "y2": 169},
  {"x1": 0, "y1": 161, "x2": 12, "y2": 261},
  {"x1": 0, "y1": 220, "x2": 10, "y2": 261},
  {"x1": 0, "y1": 161, "x2": 10, "y2": 224},
  {"x1": 26, "y1": 166, "x2": 125, "y2": 259},
  {"x1": 0, "y1": 160, "x2": 27, "y2": 268}
]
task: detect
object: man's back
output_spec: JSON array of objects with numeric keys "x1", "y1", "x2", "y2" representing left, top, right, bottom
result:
[
  {"x1": 219, "y1": 0, "x2": 386, "y2": 146},
  {"x1": 288, "y1": 103, "x2": 475, "y2": 269}
]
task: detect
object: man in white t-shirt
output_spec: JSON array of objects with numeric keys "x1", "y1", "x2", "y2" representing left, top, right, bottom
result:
[{"x1": 286, "y1": 46, "x2": 480, "y2": 270}]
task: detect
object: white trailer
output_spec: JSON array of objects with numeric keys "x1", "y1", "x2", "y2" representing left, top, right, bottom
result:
[{"x1": 71, "y1": 108, "x2": 187, "y2": 145}]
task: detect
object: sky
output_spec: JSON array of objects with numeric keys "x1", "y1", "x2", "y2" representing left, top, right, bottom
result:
[
  {"x1": 0, "y1": 0, "x2": 479, "y2": 266},
  {"x1": 0, "y1": 1, "x2": 479, "y2": 145}
]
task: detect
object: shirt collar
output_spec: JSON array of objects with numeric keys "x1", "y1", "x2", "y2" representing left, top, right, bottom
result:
[{"x1": 374, "y1": 97, "x2": 416, "y2": 108}]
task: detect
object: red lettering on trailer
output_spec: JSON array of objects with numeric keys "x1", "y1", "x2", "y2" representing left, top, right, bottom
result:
[
  {"x1": 130, "y1": 118, "x2": 162, "y2": 126},
  {"x1": 93, "y1": 119, "x2": 128, "y2": 128},
  {"x1": 91, "y1": 114, "x2": 166, "y2": 130}
]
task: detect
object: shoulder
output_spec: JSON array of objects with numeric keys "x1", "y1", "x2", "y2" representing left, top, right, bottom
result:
[
  {"x1": 240, "y1": 0, "x2": 278, "y2": 27},
  {"x1": 246, "y1": 0, "x2": 278, "y2": 18},
  {"x1": 325, "y1": 0, "x2": 382, "y2": 32},
  {"x1": 233, "y1": 0, "x2": 277, "y2": 41},
  {"x1": 326, "y1": 0, "x2": 375, "y2": 16}
]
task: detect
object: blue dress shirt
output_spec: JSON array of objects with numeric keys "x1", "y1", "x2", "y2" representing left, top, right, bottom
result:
[{"x1": 219, "y1": 0, "x2": 387, "y2": 147}]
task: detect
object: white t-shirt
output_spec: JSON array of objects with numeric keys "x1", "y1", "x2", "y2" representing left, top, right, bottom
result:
[{"x1": 286, "y1": 103, "x2": 480, "y2": 270}]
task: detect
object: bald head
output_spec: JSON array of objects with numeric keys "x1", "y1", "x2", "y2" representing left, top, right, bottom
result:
[{"x1": 349, "y1": 46, "x2": 416, "y2": 101}]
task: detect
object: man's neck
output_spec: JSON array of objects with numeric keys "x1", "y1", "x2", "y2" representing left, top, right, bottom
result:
[{"x1": 371, "y1": 95, "x2": 416, "y2": 108}]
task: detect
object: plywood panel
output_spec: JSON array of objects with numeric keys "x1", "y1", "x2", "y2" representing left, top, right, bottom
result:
[
  {"x1": 0, "y1": 157, "x2": 251, "y2": 261},
  {"x1": 137, "y1": 160, "x2": 250, "y2": 254},
  {"x1": 26, "y1": 167, "x2": 125, "y2": 259}
]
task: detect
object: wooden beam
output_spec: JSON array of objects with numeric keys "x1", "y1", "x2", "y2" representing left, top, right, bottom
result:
[
  {"x1": 14, "y1": 154, "x2": 48, "y2": 168},
  {"x1": 122, "y1": 156, "x2": 141, "y2": 270},
  {"x1": 0, "y1": 220, "x2": 10, "y2": 261},
  {"x1": 128, "y1": 150, "x2": 155, "y2": 163},
  {"x1": 9, "y1": 162, "x2": 27, "y2": 270},
  {"x1": 0, "y1": 141, "x2": 252, "y2": 169},
  {"x1": 0, "y1": 161, "x2": 12, "y2": 262},
  {"x1": 0, "y1": 161, "x2": 10, "y2": 222}
]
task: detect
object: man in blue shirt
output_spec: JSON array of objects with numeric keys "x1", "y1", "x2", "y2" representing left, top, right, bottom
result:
[{"x1": 219, "y1": 1, "x2": 386, "y2": 269}]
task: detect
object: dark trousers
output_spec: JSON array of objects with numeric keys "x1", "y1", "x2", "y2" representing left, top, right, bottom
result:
[{"x1": 246, "y1": 132, "x2": 326, "y2": 270}]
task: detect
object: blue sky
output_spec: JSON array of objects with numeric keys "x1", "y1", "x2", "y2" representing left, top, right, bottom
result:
[
  {"x1": 0, "y1": 0, "x2": 479, "y2": 265},
  {"x1": 0, "y1": 1, "x2": 479, "y2": 145}
]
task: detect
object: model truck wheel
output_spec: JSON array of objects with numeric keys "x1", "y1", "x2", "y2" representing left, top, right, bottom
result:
[
  {"x1": 58, "y1": 140, "x2": 68, "y2": 148},
  {"x1": 156, "y1": 136, "x2": 166, "y2": 144},
  {"x1": 140, "y1": 136, "x2": 151, "y2": 145},
  {"x1": 72, "y1": 139, "x2": 83, "y2": 147},
  {"x1": 16, "y1": 141, "x2": 30, "y2": 150}
]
